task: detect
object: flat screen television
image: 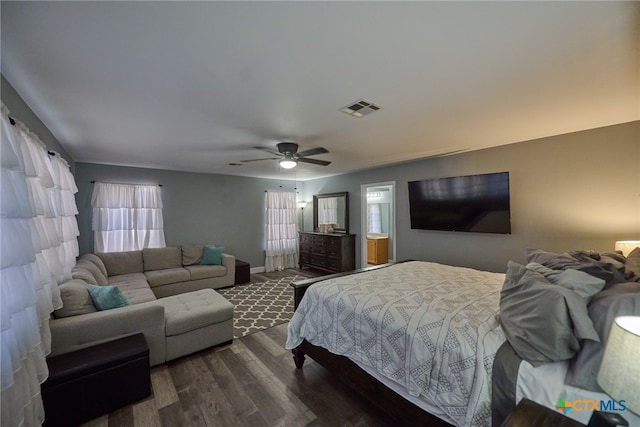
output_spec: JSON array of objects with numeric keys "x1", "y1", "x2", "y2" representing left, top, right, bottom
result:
[{"x1": 408, "y1": 171, "x2": 511, "y2": 234}]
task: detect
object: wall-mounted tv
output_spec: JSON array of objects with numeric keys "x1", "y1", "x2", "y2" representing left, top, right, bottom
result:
[{"x1": 408, "y1": 171, "x2": 511, "y2": 234}]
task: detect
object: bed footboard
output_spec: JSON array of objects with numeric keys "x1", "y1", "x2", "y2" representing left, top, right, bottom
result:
[{"x1": 291, "y1": 340, "x2": 452, "y2": 427}]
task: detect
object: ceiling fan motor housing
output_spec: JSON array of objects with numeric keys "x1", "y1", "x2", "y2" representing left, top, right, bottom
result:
[{"x1": 277, "y1": 142, "x2": 299, "y2": 156}]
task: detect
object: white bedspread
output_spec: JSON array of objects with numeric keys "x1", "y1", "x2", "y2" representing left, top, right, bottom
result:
[{"x1": 286, "y1": 261, "x2": 507, "y2": 427}]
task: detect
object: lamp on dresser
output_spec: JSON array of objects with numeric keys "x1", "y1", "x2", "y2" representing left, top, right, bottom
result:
[{"x1": 589, "y1": 316, "x2": 640, "y2": 426}]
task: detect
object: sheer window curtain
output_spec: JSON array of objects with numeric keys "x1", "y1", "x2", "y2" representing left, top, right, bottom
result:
[
  {"x1": 91, "y1": 183, "x2": 165, "y2": 253},
  {"x1": 1, "y1": 105, "x2": 79, "y2": 426},
  {"x1": 317, "y1": 197, "x2": 338, "y2": 225},
  {"x1": 265, "y1": 192, "x2": 298, "y2": 272}
]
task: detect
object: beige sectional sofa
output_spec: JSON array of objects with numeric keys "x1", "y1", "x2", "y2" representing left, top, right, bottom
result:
[{"x1": 49, "y1": 245, "x2": 236, "y2": 366}]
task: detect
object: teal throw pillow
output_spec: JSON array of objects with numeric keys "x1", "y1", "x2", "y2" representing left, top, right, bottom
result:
[
  {"x1": 201, "y1": 246, "x2": 225, "y2": 265},
  {"x1": 87, "y1": 285, "x2": 130, "y2": 311}
]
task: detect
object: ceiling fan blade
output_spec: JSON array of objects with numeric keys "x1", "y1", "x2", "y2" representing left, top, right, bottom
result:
[
  {"x1": 296, "y1": 147, "x2": 329, "y2": 157},
  {"x1": 240, "y1": 157, "x2": 279, "y2": 163},
  {"x1": 252, "y1": 146, "x2": 282, "y2": 156},
  {"x1": 298, "y1": 157, "x2": 331, "y2": 166}
]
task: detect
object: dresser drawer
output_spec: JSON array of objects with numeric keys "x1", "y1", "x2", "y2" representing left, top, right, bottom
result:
[
  {"x1": 327, "y1": 247, "x2": 341, "y2": 259},
  {"x1": 300, "y1": 234, "x2": 311, "y2": 244},
  {"x1": 311, "y1": 235, "x2": 327, "y2": 246},
  {"x1": 310, "y1": 255, "x2": 327, "y2": 267}
]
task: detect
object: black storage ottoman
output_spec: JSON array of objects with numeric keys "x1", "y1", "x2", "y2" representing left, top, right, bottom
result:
[
  {"x1": 42, "y1": 333, "x2": 151, "y2": 426},
  {"x1": 235, "y1": 259, "x2": 250, "y2": 284}
]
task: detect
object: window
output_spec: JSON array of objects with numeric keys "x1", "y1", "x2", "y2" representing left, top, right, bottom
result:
[{"x1": 91, "y1": 182, "x2": 165, "y2": 252}]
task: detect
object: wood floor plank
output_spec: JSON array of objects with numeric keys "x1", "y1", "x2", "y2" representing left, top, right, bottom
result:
[
  {"x1": 150, "y1": 364, "x2": 179, "y2": 409},
  {"x1": 106, "y1": 405, "x2": 134, "y2": 427},
  {"x1": 132, "y1": 398, "x2": 161, "y2": 427}
]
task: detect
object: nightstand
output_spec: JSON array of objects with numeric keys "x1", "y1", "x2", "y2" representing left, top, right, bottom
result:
[{"x1": 501, "y1": 398, "x2": 585, "y2": 427}]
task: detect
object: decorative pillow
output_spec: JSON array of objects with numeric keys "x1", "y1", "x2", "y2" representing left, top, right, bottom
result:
[
  {"x1": 54, "y1": 280, "x2": 97, "y2": 318},
  {"x1": 201, "y1": 246, "x2": 225, "y2": 265},
  {"x1": 525, "y1": 262, "x2": 606, "y2": 302},
  {"x1": 566, "y1": 282, "x2": 640, "y2": 391},
  {"x1": 87, "y1": 285, "x2": 130, "y2": 311},
  {"x1": 500, "y1": 261, "x2": 599, "y2": 366},
  {"x1": 181, "y1": 244, "x2": 204, "y2": 266}
]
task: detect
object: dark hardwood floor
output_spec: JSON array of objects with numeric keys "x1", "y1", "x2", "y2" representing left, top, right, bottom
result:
[{"x1": 79, "y1": 268, "x2": 395, "y2": 427}]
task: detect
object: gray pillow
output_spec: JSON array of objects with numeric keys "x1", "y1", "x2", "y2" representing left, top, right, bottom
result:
[
  {"x1": 525, "y1": 262, "x2": 606, "y2": 302},
  {"x1": 624, "y1": 247, "x2": 640, "y2": 277},
  {"x1": 97, "y1": 250, "x2": 144, "y2": 276},
  {"x1": 525, "y1": 248, "x2": 618, "y2": 284},
  {"x1": 500, "y1": 261, "x2": 599, "y2": 366},
  {"x1": 53, "y1": 279, "x2": 98, "y2": 318},
  {"x1": 566, "y1": 282, "x2": 640, "y2": 391},
  {"x1": 181, "y1": 244, "x2": 204, "y2": 266}
]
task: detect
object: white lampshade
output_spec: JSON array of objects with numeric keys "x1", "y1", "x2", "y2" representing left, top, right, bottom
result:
[
  {"x1": 297, "y1": 201, "x2": 307, "y2": 209},
  {"x1": 615, "y1": 241, "x2": 640, "y2": 257},
  {"x1": 597, "y1": 316, "x2": 640, "y2": 416},
  {"x1": 280, "y1": 159, "x2": 297, "y2": 169}
]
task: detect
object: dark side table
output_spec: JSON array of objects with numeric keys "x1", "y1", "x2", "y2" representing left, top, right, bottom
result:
[{"x1": 235, "y1": 259, "x2": 250, "y2": 284}]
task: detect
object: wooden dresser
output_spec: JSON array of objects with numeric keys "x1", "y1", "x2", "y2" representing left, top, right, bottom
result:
[{"x1": 299, "y1": 232, "x2": 355, "y2": 273}]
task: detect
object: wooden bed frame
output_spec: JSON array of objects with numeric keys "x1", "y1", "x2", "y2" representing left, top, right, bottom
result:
[{"x1": 290, "y1": 264, "x2": 453, "y2": 427}]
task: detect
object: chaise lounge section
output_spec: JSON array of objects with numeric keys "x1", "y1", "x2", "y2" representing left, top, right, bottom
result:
[{"x1": 49, "y1": 244, "x2": 235, "y2": 366}]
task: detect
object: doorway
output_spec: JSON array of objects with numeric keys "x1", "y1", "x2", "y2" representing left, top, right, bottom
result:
[{"x1": 360, "y1": 181, "x2": 396, "y2": 267}]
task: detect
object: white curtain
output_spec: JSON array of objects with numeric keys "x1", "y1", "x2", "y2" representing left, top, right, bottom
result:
[
  {"x1": 1, "y1": 104, "x2": 79, "y2": 427},
  {"x1": 91, "y1": 182, "x2": 165, "y2": 253},
  {"x1": 317, "y1": 197, "x2": 338, "y2": 225},
  {"x1": 368, "y1": 203, "x2": 382, "y2": 234},
  {"x1": 265, "y1": 192, "x2": 298, "y2": 272}
]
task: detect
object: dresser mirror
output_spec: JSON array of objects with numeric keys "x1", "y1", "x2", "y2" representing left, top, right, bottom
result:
[{"x1": 313, "y1": 192, "x2": 349, "y2": 234}]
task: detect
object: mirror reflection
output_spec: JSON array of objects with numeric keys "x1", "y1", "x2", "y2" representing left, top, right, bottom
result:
[{"x1": 313, "y1": 192, "x2": 349, "y2": 234}]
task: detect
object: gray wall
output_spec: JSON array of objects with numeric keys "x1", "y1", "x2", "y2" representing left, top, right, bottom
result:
[
  {"x1": 1, "y1": 74, "x2": 75, "y2": 170},
  {"x1": 74, "y1": 163, "x2": 304, "y2": 268},
  {"x1": 44, "y1": 120, "x2": 640, "y2": 273},
  {"x1": 303, "y1": 121, "x2": 640, "y2": 273}
]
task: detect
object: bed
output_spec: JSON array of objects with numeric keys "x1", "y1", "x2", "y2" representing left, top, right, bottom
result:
[{"x1": 286, "y1": 250, "x2": 640, "y2": 427}]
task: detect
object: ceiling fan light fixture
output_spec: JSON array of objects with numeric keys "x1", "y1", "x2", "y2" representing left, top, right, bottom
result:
[{"x1": 280, "y1": 158, "x2": 297, "y2": 169}]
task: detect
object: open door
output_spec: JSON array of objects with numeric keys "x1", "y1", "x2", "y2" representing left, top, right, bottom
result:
[{"x1": 360, "y1": 181, "x2": 396, "y2": 268}]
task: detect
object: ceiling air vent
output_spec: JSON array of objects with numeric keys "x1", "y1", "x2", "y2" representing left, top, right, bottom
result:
[{"x1": 340, "y1": 98, "x2": 381, "y2": 118}]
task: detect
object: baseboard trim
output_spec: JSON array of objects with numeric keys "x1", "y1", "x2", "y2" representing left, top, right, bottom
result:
[{"x1": 250, "y1": 266, "x2": 266, "y2": 274}]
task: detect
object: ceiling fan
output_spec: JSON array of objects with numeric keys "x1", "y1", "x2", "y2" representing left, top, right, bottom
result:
[{"x1": 240, "y1": 142, "x2": 331, "y2": 169}]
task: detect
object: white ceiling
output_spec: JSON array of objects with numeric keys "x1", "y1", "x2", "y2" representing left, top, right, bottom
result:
[{"x1": 2, "y1": 1, "x2": 638, "y2": 181}]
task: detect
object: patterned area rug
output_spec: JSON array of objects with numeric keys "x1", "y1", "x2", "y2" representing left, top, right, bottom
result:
[{"x1": 217, "y1": 276, "x2": 306, "y2": 338}]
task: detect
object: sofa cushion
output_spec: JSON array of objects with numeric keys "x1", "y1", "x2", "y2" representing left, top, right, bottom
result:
[
  {"x1": 115, "y1": 281, "x2": 157, "y2": 304},
  {"x1": 75, "y1": 260, "x2": 109, "y2": 286},
  {"x1": 54, "y1": 280, "x2": 98, "y2": 318},
  {"x1": 201, "y1": 246, "x2": 225, "y2": 265},
  {"x1": 97, "y1": 251, "x2": 144, "y2": 276},
  {"x1": 79, "y1": 253, "x2": 108, "y2": 278},
  {"x1": 87, "y1": 285, "x2": 130, "y2": 311},
  {"x1": 143, "y1": 247, "x2": 182, "y2": 271},
  {"x1": 185, "y1": 265, "x2": 227, "y2": 281},
  {"x1": 144, "y1": 268, "x2": 190, "y2": 287},
  {"x1": 158, "y1": 289, "x2": 234, "y2": 336},
  {"x1": 181, "y1": 244, "x2": 204, "y2": 266},
  {"x1": 107, "y1": 272, "x2": 148, "y2": 284},
  {"x1": 71, "y1": 266, "x2": 98, "y2": 285}
]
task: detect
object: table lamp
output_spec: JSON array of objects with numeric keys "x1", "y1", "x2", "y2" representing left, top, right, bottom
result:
[
  {"x1": 591, "y1": 316, "x2": 640, "y2": 426},
  {"x1": 614, "y1": 241, "x2": 640, "y2": 257}
]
